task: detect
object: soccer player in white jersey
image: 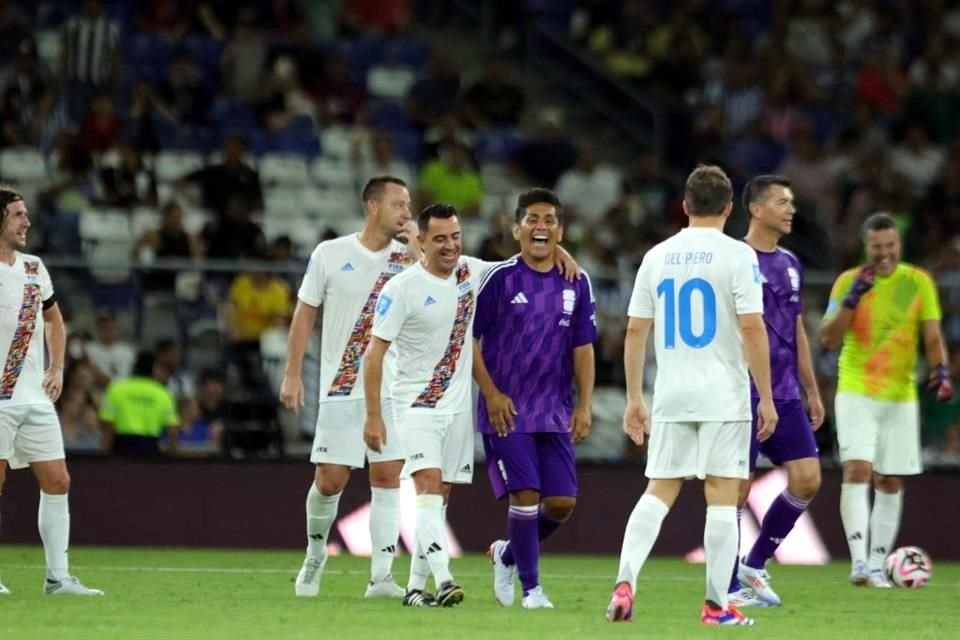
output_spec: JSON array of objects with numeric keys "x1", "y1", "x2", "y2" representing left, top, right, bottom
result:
[
  {"x1": 281, "y1": 176, "x2": 417, "y2": 600},
  {"x1": 0, "y1": 187, "x2": 103, "y2": 596},
  {"x1": 605, "y1": 166, "x2": 777, "y2": 626}
]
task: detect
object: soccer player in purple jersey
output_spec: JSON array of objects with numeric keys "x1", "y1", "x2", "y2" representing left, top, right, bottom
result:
[
  {"x1": 472, "y1": 188, "x2": 598, "y2": 609},
  {"x1": 727, "y1": 175, "x2": 825, "y2": 607}
]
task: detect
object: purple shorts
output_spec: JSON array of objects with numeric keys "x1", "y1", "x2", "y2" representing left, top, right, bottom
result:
[
  {"x1": 483, "y1": 432, "x2": 578, "y2": 500},
  {"x1": 750, "y1": 398, "x2": 819, "y2": 472}
]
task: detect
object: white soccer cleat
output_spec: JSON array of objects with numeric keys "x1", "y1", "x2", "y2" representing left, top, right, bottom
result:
[
  {"x1": 44, "y1": 576, "x2": 104, "y2": 596},
  {"x1": 727, "y1": 587, "x2": 769, "y2": 608},
  {"x1": 487, "y1": 539, "x2": 517, "y2": 607},
  {"x1": 849, "y1": 560, "x2": 869, "y2": 586},
  {"x1": 866, "y1": 570, "x2": 893, "y2": 588},
  {"x1": 0, "y1": 580, "x2": 10, "y2": 595},
  {"x1": 737, "y1": 560, "x2": 782, "y2": 606},
  {"x1": 521, "y1": 585, "x2": 554, "y2": 609},
  {"x1": 364, "y1": 575, "x2": 405, "y2": 599},
  {"x1": 295, "y1": 556, "x2": 326, "y2": 597}
]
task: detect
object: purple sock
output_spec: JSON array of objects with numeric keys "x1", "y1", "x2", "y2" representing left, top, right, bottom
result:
[
  {"x1": 746, "y1": 491, "x2": 808, "y2": 569},
  {"x1": 728, "y1": 507, "x2": 743, "y2": 593},
  {"x1": 501, "y1": 505, "x2": 563, "y2": 565},
  {"x1": 504, "y1": 505, "x2": 540, "y2": 593}
]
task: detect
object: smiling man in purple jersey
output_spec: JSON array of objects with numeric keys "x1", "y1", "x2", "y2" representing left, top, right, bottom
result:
[
  {"x1": 472, "y1": 188, "x2": 597, "y2": 609},
  {"x1": 727, "y1": 175, "x2": 825, "y2": 607}
]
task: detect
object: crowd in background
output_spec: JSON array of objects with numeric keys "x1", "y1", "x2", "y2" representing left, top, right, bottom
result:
[{"x1": 2, "y1": 0, "x2": 960, "y2": 461}]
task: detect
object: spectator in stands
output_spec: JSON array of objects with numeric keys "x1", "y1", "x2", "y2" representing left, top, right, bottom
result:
[
  {"x1": 418, "y1": 141, "x2": 483, "y2": 217},
  {"x1": 65, "y1": 332, "x2": 107, "y2": 395},
  {"x1": 0, "y1": 0, "x2": 29, "y2": 60},
  {"x1": 155, "y1": 48, "x2": 212, "y2": 127},
  {"x1": 134, "y1": 201, "x2": 203, "y2": 291},
  {"x1": 555, "y1": 143, "x2": 621, "y2": 225},
  {"x1": 59, "y1": 0, "x2": 122, "y2": 126},
  {"x1": 200, "y1": 195, "x2": 267, "y2": 259},
  {"x1": 219, "y1": 6, "x2": 268, "y2": 103},
  {"x1": 177, "y1": 134, "x2": 263, "y2": 216},
  {"x1": 81, "y1": 92, "x2": 121, "y2": 154},
  {"x1": 269, "y1": 234, "x2": 300, "y2": 291},
  {"x1": 99, "y1": 350, "x2": 180, "y2": 457},
  {"x1": 102, "y1": 142, "x2": 158, "y2": 208},
  {"x1": 127, "y1": 79, "x2": 174, "y2": 155},
  {"x1": 136, "y1": 0, "x2": 191, "y2": 41},
  {"x1": 37, "y1": 136, "x2": 104, "y2": 213},
  {"x1": 776, "y1": 131, "x2": 835, "y2": 221},
  {"x1": 367, "y1": 49, "x2": 416, "y2": 101},
  {"x1": 58, "y1": 386, "x2": 101, "y2": 454},
  {"x1": 510, "y1": 107, "x2": 577, "y2": 188},
  {"x1": 312, "y1": 53, "x2": 367, "y2": 125},
  {"x1": 155, "y1": 338, "x2": 194, "y2": 401},
  {"x1": 0, "y1": 36, "x2": 55, "y2": 118},
  {"x1": 888, "y1": 121, "x2": 946, "y2": 198},
  {"x1": 462, "y1": 56, "x2": 526, "y2": 129},
  {"x1": 406, "y1": 51, "x2": 461, "y2": 129},
  {"x1": 342, "y1": 0, "x2": 410, "y2": 35},
  {"x1": 85, "y1": 311, "x2": 136, "y2": 385},
  {"x1": 358, "y1": 130, "x2": 414, "y2": 187},
  {"x1": 422, "y1": 114, "x2": 474, "y2": 165},
  {"x1": 586, "y1": 0, "x2": 656, "y2": 82},
  {"x1": 174, "y1": 368, "x2": 225, "y2": 456},
  {"x1": 620, "y1": 146, "x2": 679, "y2": 233},
  {"x1": 260, "y1": 55, "x2": 318, "y2": 131}
]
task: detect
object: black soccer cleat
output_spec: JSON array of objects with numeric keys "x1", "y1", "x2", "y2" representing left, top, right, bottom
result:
[
  {"x1": 402, "y1": 589, "x2": 438, "y2": 607},
  {"x1": 436, "y1": 581, "x2": 465, "y2": 607}
]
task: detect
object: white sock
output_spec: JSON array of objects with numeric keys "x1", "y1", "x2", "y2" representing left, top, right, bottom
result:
[
  {"x1": 38, "y1": 492, "x2": 70, "y2": 582},
  {"x1": 868, "y1": 489, "x2": 903, "y2": 572},
  {"x1": 704, "y1": 505, "x2": 738, "y2": 609},
  {"x1": 615, "y1": 494, "x2": 669, "y2": 591},
  {"x1": 369, "y1": 487, "x2": 401, "y2": 582},
  {"x1": 840, "y1": 483, "x2": 870, "y2": 569},
  {"x1": 306, "y1": 483, "x2": 340, "y2": 560},
  {"x1": 407, "y1": 501, "x2": 445, "y2": 592},
  {"x1": 415, "y1": 494, "x2": 452, "y2": 586}
]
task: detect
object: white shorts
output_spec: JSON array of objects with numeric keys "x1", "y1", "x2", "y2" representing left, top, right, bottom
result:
[
  {"x1": 310, "y1": 398, "x2": 404, "y2": 468},
  {"x1": 394, "y1": 406, "x2": 474, "y2": 484},
  {"x1": 645, "y1": 420, "x2": 751, "y2": 480},
  {"x1": 834, "y1": 392, "x2": 921, "y2": 475},
  {"x1": 0, "y1": 403, "x2": 66, "y2": 470}
]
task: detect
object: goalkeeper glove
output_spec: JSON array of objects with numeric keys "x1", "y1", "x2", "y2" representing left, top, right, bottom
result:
[
  {"x1": 842, "y1": 265, "x2": 875, "y2": 310},
  {"x1": 928, "y1": 363, "x2": 954, "y2": 401}
]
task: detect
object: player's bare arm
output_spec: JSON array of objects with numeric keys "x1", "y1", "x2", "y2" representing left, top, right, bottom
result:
[
  {"x1": 42, "y1": 302, "x2": 65, "y2": 402},
  {"x1": 740, "y1": 312, "x2": 778, "y2": 441},
  {"x1": 362, "y1": 336, "x2": 391, "y2": 453},
  {"x1": 279, "y1": 300, "x2": 318, "y2": 414},
  {"x1": 796, "y1": 315, "x2": 825, "y2": 430},
  {"x1": 922, "y1": 319, "x2": 954, "y2": 401},
  {"x1": 472, "y1": 338, "x2": 516, "y2": 436},
  {"x1": 571, "y1": 343, "x2": 595, "y2": 444},
  {"x1": 623, "y1": 316, "x2": 652, "y2": 446}
]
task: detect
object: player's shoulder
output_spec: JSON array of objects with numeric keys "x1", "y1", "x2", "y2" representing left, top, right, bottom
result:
[
  {"x1": 775, "y1": 245, "x2": 802, "y2": 265},
  {"x1": 477, "y1": 255, "x2": 519, "y2": 290},
  {"x1": 387, "y1": 260, "x2": 423, "y2": 288},
  {"x1": 16, "y1": 251, "x2": 45, "y2": 267},
  {"x1": 898, "y1": 262, "x2": 936, "y2": 285}
]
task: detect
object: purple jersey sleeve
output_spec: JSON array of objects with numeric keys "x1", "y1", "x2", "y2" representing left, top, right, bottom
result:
[
  {"x1": 572, "y1": 272, "x2": 598, "y2": 347},
  {"x1": 474, "y1": 265, "x2": 504, "y2": 339}
]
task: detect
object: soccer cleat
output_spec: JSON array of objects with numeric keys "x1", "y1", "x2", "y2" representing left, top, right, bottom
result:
[
  {"x1": 737, "y1": 559, "x2": 782, "y2": 606},
  {"x1": 402, "y1": 589, "x2": 438, "y2": 607},
  {"x1": 849, "y1": 560, "x2": 869, "y2": 586},
  {"x1": 487, "y1": 539, "x2": 516, "y2": 606},
  {"x1": 364, "y1": 575, "x2": 406, "y2": 599},
  {"x1": 44, "y1": 576, "x2": 104, "y2": 596},
  {"x1": 521, "y1": 585, "x2": 554, "y2": 609},
  {"x1": 701, "y1": 603, "x2": 755, "y2": 626},
  {"x1": 867, "y1": 570, "x2": 893, "y2": 588},
  {"x1": 0, "y1": 580, "x2": 10, "y2": 595},
  {"x1": 294, "y1": 556, "x2": 326, "y2": 597},
  {"x1": 604, "y1": 582, "x2": 634, "y2": 622},
  {"x1": 727, "y1": 587, "x2": 770, "y2": 608},
  {"x1": 436, "y1": 580, "x2": 465, "y2": 607}
]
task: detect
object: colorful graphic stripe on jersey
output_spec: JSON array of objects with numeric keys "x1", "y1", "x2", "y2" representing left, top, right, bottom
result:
[
  {"x1": 413, "y1": 263, "x2": 474, "y2": 409},
  {"x1": 0, "y1": 282, "x2": 41, "y2": 400},
  {"x1": 327, "y1": 272, "x2": 393, "y2": 397}
]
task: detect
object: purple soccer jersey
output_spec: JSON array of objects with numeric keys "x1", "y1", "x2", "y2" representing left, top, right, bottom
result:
[
  {"x1": 473, "y1": 259, "x2": 598, "y2": 435},
  {"x1": 751, "y1": 246, "x2": 804, "y2": 400}
]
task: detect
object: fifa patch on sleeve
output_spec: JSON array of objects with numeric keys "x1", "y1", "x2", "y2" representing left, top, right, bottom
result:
[
  {"x1": 376, "y1": 294, "x2": 393, "y2": 316},
  {"x1": 825, "y1": 300, "x2": 837, "y2": 315},
  {"x1": 752, "y1": 264, "x2": 762, "y2": 284}
]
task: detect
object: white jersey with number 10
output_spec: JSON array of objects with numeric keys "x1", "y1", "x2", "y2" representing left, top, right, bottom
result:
[{"x1": 628, "y1": 227, "x2": 763, "y2": 423}]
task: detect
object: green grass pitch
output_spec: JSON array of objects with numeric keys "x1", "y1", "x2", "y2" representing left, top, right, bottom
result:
[{"x1": 0, "y1": 546, "x2": 956, "y2": 639}]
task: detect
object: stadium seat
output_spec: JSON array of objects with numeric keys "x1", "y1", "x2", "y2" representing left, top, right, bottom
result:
[
  {"x1": 311, "y1": 157, "x2": 356, "y2": 190},
  {"x1": 260, "y1": 153, "x2": 311, "y2": 187},
  {"x1": 390, "y1": 129, "x2": 422, "y2": 164},
  {"x1": 368, "y1": 100, "x2": 410, "y2": 130},
  {"x1": 79, "y1": 210, "x2": 134, "y2": 283},
  {"x1": 264, "y1": 188, "x2": 304, "y2": 218},
  {"x1": 130, "y1": 207, "x2": 162, "y2": 240},
  {"x1": 383, "y1": 38, "x2": 430, "y2": 70},
  {"x1": 79, "y1": 209, "x2": 132, "y2": 245},
  {"x1": 474, "y1": 129, "x2": 525, "y2": 162},
  {"x1": 0, "y1": 148, "x2": 48, "y2": 183},
  {"x1": 181, "y1": 208, "x2": 212, "y2": 235},
  {"x1": 262, "y1": 131, "x2": 321, "y2": 158},
  {"x1": 154, "y1": 150, "x2": 205, "y2": 184}
]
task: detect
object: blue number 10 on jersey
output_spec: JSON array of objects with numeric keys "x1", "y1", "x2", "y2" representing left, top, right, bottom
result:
[{"x1": 656, "y1": 278, "x2": 716, "y2": 348}]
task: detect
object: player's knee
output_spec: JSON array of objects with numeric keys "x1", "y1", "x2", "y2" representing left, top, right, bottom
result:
[
  {"x1": 43, "y1": 470, "x2": 70, "y2": 495},
  {"x1": 873, "y1": 474, "x2": 902, "y2": 493},
  {"x1": 842, "y1": 461, "x2": 872, "y2": 483},
  {"x1": 316, "y1": 465, "x2": 349, "y2": 495},
  {"x1": 542, "y1": 496, "x2": 576, "y2": 521},
  {"x1": 368, "y1": 461, "x2": 402, "y2": 489}
]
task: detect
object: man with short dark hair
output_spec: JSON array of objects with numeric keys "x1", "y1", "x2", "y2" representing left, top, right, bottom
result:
[{"x1": 821, "y1": 211, "x2": 952, "y2": 587}]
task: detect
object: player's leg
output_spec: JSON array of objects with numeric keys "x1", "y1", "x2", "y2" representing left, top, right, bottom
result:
[
  {"x1": 364, "y1": 397, "x2": 405, "y2": 598},
  {"x1": 606, "y1": 421, "x2": 692, "y2": 622},
  {"x1": 0, "y1": 457, "x2": 9, "y2": 594},
  {"x1": 867, "y1": 399, "x2": 920, "y2": 587},
  {"x1": 835, "y1": 392, "x2": 876, "y2": 584},
  {"x1": 728, "y1": 407, "x2": 760, "y2": 603}
]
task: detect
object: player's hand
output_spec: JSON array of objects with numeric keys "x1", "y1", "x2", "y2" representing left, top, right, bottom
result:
[
  {"x1": 928, "y1": 364, "x2": 955, "y2": 401},
  {"x1": 623, "y1": 400, "x2": 650, "y2": 447},
  {"x1": 42, "y1": 366, "x2": 63, "y2": 402},
  {"x1": 279, "y1": 374, "x2": 305, "y2": 415},
  {"x1": 842, "y1": 265, "x2": 875, "y2": 309},
  {"x1": 756, "y1": 397, "x2": 778, "y2": 442},
  {"x1": 554, "y1": 246, "x2": 581, "y2": 282},
  {"x1": 807, "y1": 394, "x2": 825, "y2": 431},
  {"x1": 570, "y1": 405, "x2": 592, "y2": 444},
  {"x1": 485, "y1": 390, "x2": 517, "y2": 437},
  {"x1": 364, "y1": 415, "x2": 387, "y2": 453},
  {"x1": 396, "y1": 219, "x2": 418, "y2": 245}
]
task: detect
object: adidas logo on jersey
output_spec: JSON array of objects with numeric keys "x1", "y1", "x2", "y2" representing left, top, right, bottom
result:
[
  {"x1": 460, "y1": 463, "x2": 471, "y2": 473},
  {"x1": 510, "y1": 292, "x2": 529, "y2": 304},
  {"x1": 424, "y1": 296, "x2": 437, "y2": 306},
  {"x1": 341, "y1": 262, "x2": 355, "y2": 271}
]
